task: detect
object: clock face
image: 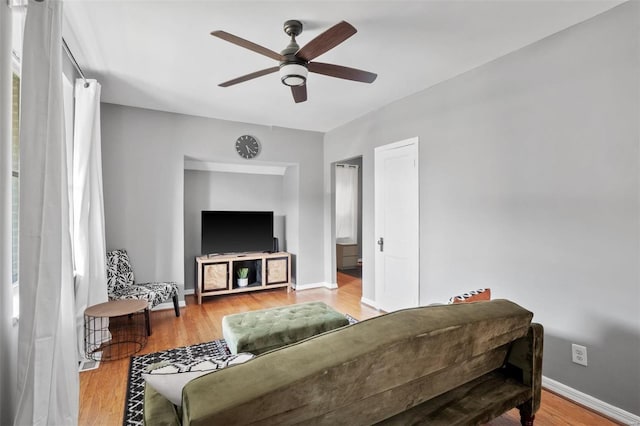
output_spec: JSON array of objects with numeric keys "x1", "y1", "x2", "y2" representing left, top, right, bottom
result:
[{"x1": 235, "y1": 135, "x2": 260, "y2": 159}]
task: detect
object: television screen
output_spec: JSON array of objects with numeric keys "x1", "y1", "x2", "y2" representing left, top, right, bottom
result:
[{"x1": 201, "y1": 211, "x2": 274, "y2": 255}]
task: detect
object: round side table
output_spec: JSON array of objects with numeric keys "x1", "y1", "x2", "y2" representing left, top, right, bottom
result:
[{"x1": 84, "y1": 299, "x2": 149, "y2": 361}]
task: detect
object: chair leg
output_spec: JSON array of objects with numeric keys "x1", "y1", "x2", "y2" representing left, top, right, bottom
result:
[
  {"x1": 173, "y1": 294, "x2": 180, "y2": 317},
  {"x1": 145, "y1": 308, "x2": 151, "y2": 336}
]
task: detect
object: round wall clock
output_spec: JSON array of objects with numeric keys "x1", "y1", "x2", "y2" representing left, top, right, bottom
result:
[{"x1": 235, "y1": 135, "x2": 261, "y2": 159}]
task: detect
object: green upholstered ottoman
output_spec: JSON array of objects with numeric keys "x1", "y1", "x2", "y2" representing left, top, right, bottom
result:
[{"x1": 222, "y1": 301, "x2": 350, "y2": 355}]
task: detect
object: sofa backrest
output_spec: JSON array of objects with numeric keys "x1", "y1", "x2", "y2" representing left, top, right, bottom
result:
[{"x1": 183, "y1": 299, "x2": 533, "y2": 425}]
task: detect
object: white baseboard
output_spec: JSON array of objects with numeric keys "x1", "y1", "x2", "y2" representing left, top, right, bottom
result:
[
  {"x1": 542, "y1": 376, "x2": 640, "y2": 425},
  {"x1": 294, "y1": 282, "x2": 338, "y2": 291},
  {"x1": 183, "y1": 289, "x2": 195, "y2": 295},
  {"x1": 152, "y1": 300, "x2": 187, "y2": 311},
  {"x1": 360, "y1": 297, "x2": 379, "y2": 310}
]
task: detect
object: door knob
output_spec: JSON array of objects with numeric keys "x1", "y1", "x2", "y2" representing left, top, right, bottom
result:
[{"x1": 377, "y1": 237, "x2": 384, "y2": 252}]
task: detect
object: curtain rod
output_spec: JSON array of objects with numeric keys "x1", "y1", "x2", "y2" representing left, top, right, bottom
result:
[
  {"x1": 8, "y1": 1, "x2": 89, "y2": 87},
  {"x1": 7, "y1": 0, "x2": 89, "y2": 87},
  {"x1": 336, "y1": 163, "x2": 359, "y2": 168},
  {"x1": 62, "y1": 37, "x2": 89, "y2": 87}
]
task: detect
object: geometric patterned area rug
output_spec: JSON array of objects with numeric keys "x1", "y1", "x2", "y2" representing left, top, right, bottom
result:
[
  {"x1": 124, "y1": 338, "x2": 230, "y2": 426},
  {"x1": 124, "y1": 314, "x2": 358, "y2": 426}
]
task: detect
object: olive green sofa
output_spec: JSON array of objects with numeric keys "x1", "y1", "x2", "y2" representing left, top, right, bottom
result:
[{"x1": 144, "y1": 299, "x2": 543, "y2": 425}]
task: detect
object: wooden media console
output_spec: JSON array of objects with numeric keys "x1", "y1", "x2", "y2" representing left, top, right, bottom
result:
[{"x1": 195, "y1": 252, "x2": 291, "y2": 304}]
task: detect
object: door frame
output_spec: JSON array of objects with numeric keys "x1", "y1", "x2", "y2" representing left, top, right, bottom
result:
[{"x1": 374, "y1": 137, "x2": 419, "y2": 311}]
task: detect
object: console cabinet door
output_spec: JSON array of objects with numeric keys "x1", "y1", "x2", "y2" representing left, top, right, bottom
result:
[
  {"x1": 266, "y1": 257, "x2": 288, "y2": 285},
  {"x1": 203, "y1": 262, "x2": 229, "y2": 291}
]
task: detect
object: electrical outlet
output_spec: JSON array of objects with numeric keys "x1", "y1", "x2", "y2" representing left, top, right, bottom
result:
[{"x1": 572, "y1": 344, "x2": 588, "y2": 366}]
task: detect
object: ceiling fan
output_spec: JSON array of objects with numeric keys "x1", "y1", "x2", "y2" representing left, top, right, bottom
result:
[{"x1": 211, "y1": 20, "x2": 377, "y2": 103}]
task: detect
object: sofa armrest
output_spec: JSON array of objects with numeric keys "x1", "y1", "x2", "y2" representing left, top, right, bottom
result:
[
  {"x1": 505, "y1": 323, "x2": 544, "y2": 418},
  {"x1": 143, "y1": 383, "x2": 181, "y2": 426}
]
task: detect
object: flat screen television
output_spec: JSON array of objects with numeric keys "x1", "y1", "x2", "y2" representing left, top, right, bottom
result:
[{"x1": 201, "y1": 210, "x2": 274, "y2": 255}]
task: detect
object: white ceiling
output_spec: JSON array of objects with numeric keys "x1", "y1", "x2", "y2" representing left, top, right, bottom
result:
[{"x1": 62, "y1": 0, "x2": 623, "y2": 133}]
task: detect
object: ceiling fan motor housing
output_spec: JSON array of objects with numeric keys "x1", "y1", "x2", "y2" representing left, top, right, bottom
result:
[{"x1": 280, "y1": 20, "x2": 307, "y2": 86}]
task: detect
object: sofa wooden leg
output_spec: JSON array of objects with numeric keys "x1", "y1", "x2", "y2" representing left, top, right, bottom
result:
[
  {"x1": 520, "y1": 413, "x2": 535, "y2": 426},
  {"x1": 173, "y1": 294, "x2": 180, "y2": 317}
]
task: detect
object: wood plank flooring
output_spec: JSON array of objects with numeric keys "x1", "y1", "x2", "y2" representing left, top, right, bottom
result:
[{"x1": 79, "y1": 271, "x2": 621, "y2": 425}]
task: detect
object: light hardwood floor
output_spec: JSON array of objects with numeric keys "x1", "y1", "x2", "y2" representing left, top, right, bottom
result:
[{"x1": 79, "y1": 271, "x2": 621, "y2": 425}]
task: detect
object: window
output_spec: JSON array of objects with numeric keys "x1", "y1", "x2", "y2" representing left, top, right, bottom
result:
[
  {"x1": 335, "y1": 164, "x2": 359, "y2": 244},
  {"x1": 11, "y1": 4, "x2": 25, "y2": 318},
  {"x1": 11, "y1": 73, "x2": 19, "y2": 287}
]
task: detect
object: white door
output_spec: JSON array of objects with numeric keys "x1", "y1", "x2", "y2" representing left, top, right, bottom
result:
[{"x1": 374, "y1": 137, "x2": 419, "y2": 312}]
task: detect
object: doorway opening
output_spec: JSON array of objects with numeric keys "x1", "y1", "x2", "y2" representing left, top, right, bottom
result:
[{"x1": 334, "y1": 157, "x2": 363, "y2": 293}]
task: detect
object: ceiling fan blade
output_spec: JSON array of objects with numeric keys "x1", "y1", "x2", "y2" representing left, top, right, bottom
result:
[
  {"x1": 211, "y1": 30, "x2": 285, "y2": 62},
  {"x1": 308, "y1": 62, "x2": 377, "y2": 83},
  {"x1": 296, "y1": 21, "x2": 357, "y2": 62},
  {"x1": 219, "y1": 66, "x2": 279, "y2": 87},
  {"x1": 291, "y1": 85, "x2": 307, "y2": 103}
]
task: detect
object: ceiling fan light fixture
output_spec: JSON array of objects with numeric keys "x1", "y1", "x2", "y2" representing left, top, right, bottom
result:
[
  {"x1": 212, "y1": 19, "x2": 376, "y2": 102},
  {"x1": 280, "y1": 63, "x2": 307, "y2": 87}
]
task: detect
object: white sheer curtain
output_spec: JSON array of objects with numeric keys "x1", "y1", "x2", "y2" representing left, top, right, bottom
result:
[
  {"x1": 15, "y1": 0, "x2": 79, "y2": 424},
  {"x1": 0, "y1": 2, "x2": 17, "y2": 424},
  {"x1": 72, "y1": 79, "x2": 109, "y2": 360},
  {"x1": 335, "y1": 164, "x2": 359, "y2": 243}
]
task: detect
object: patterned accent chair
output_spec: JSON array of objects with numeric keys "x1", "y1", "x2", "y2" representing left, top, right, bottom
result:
[{"x1": 106, "y1": 249, "x2": 180, "y2": 334}]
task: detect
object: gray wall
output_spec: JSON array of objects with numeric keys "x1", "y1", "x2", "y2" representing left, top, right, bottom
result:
[
  {"x1": 324, "y1": 1, "x2": 639, "y2": 415},
  {"x1": 183, "y1": 170, "x2": 286, "y2": 291},
  {"x1": 101, "y1": 104, "x2": 324, "y2": 295}
]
